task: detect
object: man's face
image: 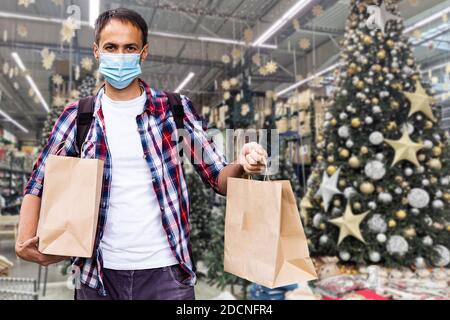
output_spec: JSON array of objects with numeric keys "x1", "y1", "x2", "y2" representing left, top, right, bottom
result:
[{"x1": 93, "y1": 19, "x2": 149, "y2": 63}]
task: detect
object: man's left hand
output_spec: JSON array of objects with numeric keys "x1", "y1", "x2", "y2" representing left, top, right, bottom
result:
[{"x1": 238, "y1": 142, "x2": 268, "y2": 174}]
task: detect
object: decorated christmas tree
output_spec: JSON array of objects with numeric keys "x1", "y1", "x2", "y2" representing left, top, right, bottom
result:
[{"x1": 303, "y1": 0, "x2": 450, "y2": 269}]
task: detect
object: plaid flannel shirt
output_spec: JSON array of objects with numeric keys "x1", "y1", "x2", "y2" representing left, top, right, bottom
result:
[{"x1": 24, "y1": 79, "x2": 228, "y2": 296}]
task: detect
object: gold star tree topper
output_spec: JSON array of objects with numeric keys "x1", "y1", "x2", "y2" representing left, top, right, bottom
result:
[
  {"x1": 404, "y1": 80, "x2": 437, "y2": 122},
  {"x1": 329, "y1": 203, "x2": 369, "y2": 245},
  {"x1": 385, "y1": 128, "x2": 425, "y2": 167}
]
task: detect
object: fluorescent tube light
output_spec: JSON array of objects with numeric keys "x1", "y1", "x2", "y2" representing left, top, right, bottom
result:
[
  {"x1": 175, "y1": 72, "x2": 195, "y2": 93},
  {"x1": 89, "y1": 0, "x2": 100, "y2": 28},
  {"x1": 0, "y1": 108, "x2": 29, "y2": 133},
  {"x1": 26, "y1": 75, "x2": 50, "y2": 113},
  {"x1": 11, "y1": 52, "x2": 26, "y2": 72}
]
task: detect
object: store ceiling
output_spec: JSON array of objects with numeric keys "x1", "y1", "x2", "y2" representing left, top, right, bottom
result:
[{"x1": 0, "y1": 0, "x2": 449, "y2": 142}]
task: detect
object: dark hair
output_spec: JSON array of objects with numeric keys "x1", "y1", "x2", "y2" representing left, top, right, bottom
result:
[{"x1": 95, "y1": 8, "x2": 148, "y2": 46}]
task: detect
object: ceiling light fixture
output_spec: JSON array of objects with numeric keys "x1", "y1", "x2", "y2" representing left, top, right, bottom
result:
[
  {"x1": 89, "y1": 0, "x2": 100, "y2": 28},
  {"x1": 175, "y1": 72, "x2": 195, "y2": 93},
  {"x1": 253, "y1": 0, "x2": 313, "y2": 47},
  {"x1": 0, "y1": 108, "x2": 29, "y2": 133}
]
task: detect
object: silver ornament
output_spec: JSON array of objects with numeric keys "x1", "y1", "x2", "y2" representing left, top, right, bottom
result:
[
  {"x1": 395, "y1": 187, "x2": 403, "y2": 195},
  {"x1": 442, "y1": 177, "x2": 450, "y2": 186},
  {"x1": 377, "y1": 233, "x2": 387, "y2": 243},
  {"x1": 344, "y1": 187, "x2": 357, "y2": 199},
  {"x1": 408, "y1": 189, "x2": 430, "y2": 208},
  {"x1": 365, "y1": 161, "x2": 386, "y2": 180},
  {"x1": 346, "y1": 140, "x2": 354, "y2": 148},
  {"x1": 339, "y1": 251, "x2": 351, "y2": 261},
  {"x1": 320, "y1": 235, "x2": 329, "y2": 245},
  {"x1": 369, "y1": 251, "x2": 381, "y2": 263},
  {"x1": 365, "y1": 117, "x2": 373, "y2": 124},
  {"x1": 368, "y1": 214, "x2": 387, "y2": 233},
  {"x1": 369, "y1": 132, "x2": 384, "y2": 145},
  {"x1": 416, "y1": 115, "x2": 423, "y2": 121},
  {"x1": 432, "y1": 200, "x2": 444, "y2": 210},
  {"x1": 433, "y1": 245, "x2": 450, "y2": 267},
  {"x1": 386, "y1": 236, "x2": 409, "y2": 256},
  {"x1": 339, "y1": 112, "x2": 348, "y2": 120},
  {"x1": 422, "y1": 179, "x2": 430, "y2": 187},
  {"x1": 325, "y1": 112, "x2": 333, "y2": 120},
  {"x1": 378, "y1": 193, "x2": 393, "y2": 203},
  {"x1": 436, "y1": 191, "x2": 443, "y2": 198},
  {"x1": 423, "y1": 140, "x2": 433, "y2": 149},
  {"x1": 414, "y1": 257, "x2": 426, "y2": 269},
  {"x1": 368, "y1": 201, "x2": 377, "y2": 210},
  {"x1": 375, "y1": 153, "x2": 385, "y2": 161},
  {"x1": 338, "y1": 126, "x2": 350, "y2": 138},
  {"x1": 373, "y1": 106, "x2": 382, "y2": 114},
  {"x1": 313, "y1": 214, "x2": 323, "y2": 228},
  {"x1": 422, "y1": 236, "x2": 433, "y2": 246},
  {"x1": 411, "y1": 208, "x2": 420, "y2": 215},
  {"x1": 404, "y1": 168, "x2": 413, "y2": 176}
]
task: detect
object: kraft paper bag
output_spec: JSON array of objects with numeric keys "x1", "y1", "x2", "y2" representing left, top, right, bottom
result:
[
  {"x1": 224, "y1": 177, "x2": 317, "y2": 289},
  {"x1": 37, "y1": 154, "x2": 104, "y2": 258}
]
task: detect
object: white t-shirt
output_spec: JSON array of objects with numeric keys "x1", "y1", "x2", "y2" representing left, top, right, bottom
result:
[{"x1": 99, "y1": 91, "x2": 178, "y2": 270}]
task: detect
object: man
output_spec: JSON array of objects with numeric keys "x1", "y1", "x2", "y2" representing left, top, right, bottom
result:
[{"x1": 15, "y1": 8, "x2": 268, "y2": 300}]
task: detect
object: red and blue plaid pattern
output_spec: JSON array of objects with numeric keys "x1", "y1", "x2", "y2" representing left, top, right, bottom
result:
[{"x1": 24, "y1": 79, "x2": 228, "y2": 296}]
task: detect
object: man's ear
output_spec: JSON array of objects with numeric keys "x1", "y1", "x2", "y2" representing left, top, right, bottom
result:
[
  {"x1": 140, "y1": 44, "x2": 149, "y2": 64},
  {"x1": 93, "y1": 42, "x2": 100, "y2": 62}
]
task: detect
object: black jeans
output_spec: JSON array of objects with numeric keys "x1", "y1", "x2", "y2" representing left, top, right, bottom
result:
[{"x1": 75, "y1": 264, "x2": 195, "y2": 300}]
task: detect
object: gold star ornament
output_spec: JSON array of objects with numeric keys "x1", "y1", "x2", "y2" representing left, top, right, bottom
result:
[
  {"x1": 404, "y1": 81, "x2": 437, "y2": 122},
  {"x1": 329, "y1": 203, "x2": 369, "y2": 245},
  {"x1": 385, "y1": 128, "x2": 425, "y2": 167}
]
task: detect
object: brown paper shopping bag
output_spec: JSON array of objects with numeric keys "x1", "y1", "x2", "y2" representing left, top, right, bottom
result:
[
  {"x1": 37, "y1": 154, "x2": 104, "y2": 258},
  {"x1": 224, "y1": 177, "x2": 317, "y2": 289}
]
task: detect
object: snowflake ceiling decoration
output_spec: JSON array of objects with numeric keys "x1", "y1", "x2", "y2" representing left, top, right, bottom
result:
[
  {"x1": 53, "y1": 96, "x2": 66, "y2": 107},
  {"x1": 221, "y1": 54, "x2": 231, "y2": 64},
  {"x1": 265, "y1": 60, "x2": 278, "y2": 74},
  {"x1": 231, "y1": 48, "x2": 242, "y2": 60},
  {"x1": 312, "y1": 5, "x2": 324, "y2": 17},
  {"x1": 299, "y1": 38, "x2": 311, "y2": 50},
  {"x1": 41, "y1": 48, "x2": 56, "y2": 70},
  {"x1": 61, "y1": 17, "x2": 77, "y2": 43},
  {"x1": 292, "y1": 19, "x2": 301, "y2": 31},
  {"x1": 52, "y1": 74, "x2": 64, "y2": 86},
  {"x1": 81, "y1": 57, "x2": 94, "y2": 71},
  {"x1": 221, "y1": 80, "x2": 231, "y2": 91},
  {"x1": 52, "y1": 0, "x2": 64, "y2": 6}
]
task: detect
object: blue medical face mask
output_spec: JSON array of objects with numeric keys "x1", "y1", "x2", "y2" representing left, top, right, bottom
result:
[{"x1": 98, "y1": 49, "x2": 144, "y2": 90}]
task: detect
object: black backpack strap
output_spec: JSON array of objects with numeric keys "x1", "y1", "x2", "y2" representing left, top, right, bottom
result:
[
  {"x1": 76, "y1": 96, "x2": 96, "y2": 157},
  {"x1": 165, "y1": 92, "x2": 185, "y2": 130},
  {"x1": 165, "y1": 92, "x2": 185, "y2": 158}
]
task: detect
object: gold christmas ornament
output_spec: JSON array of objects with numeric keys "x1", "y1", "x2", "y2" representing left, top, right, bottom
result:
[
  {"x1": 425, "y1": 121, "x2": 434, "y2": 129},
  {"x1": 319, "y1": 223, "x2": 326, "y2": 230},
  {"x1": 353, "y1": 202, "x2": 362, "y2": 210},
  {"x1": 351, "y1": 118, "x2": 361, "y2": 128},
  {"x1": 432, "y1": 147, "x2": 442, "y2": 157},
  {"x1": 396, "y1": 210, "x2": 407, "y2": 220},
  {"x1": 349, "y1": 156, "x2": 361, "y2": 168},
  {"x1": 384, "y1": 128, "x2": 425, "y2": 167},
  {"x1": 430, "y1": 177, "x2": 438, "y2": 184},
  {"x1": 428, "y1": 159, "x2": 442, "y2": 170},
  {"x1": 418, "y1": 154, "x2": 426, "y2": 162},
  {"x1": 328, "y1": 203, "x2": 369, "y2": 245},
  {"x1": 334, "y1": 199, "x2": 342, "y2": 207},
  {"x1": 443, "y1": 193, "x2": 450, "y2": 202},
  {"x1": 372, "y1": 64, "x2": 382, "y2": 72},
  {"x1": 390, "y1": 101, "x2": 400, "y2": 109},
  {"x1": 387, "y1": 39, "x2": 395, "y2": 48},
  {"x1": 387, "y1": 122, "x2": 397, "y2": 130},
  {"x1": 300, "y1": 193, "x2": 314, "y2": 225},
  {"x1": 372, "y1": 97, "x2": 380, "y2": 105},
  {"x1": 330, "y1": 118, "x2": 337, "y2": 126},
  {"x1": 395, "y1": 176, "x2": 403, "y2": 183},
  {"x1": 363, "y1": 35, "x2": 373, "y2": 45},
  {"x1": 356, "y1": 80, "x2": 365, "y2": 89},
  {"x1": 316, "y1": 155, "x2": 324, "y2": 162},
  {"x1": 377, "y1": 49, "x2": 386, "y2": 60},
  {"x1": 360, "y1": 182, "x2": 375, "y2": 194},
  {"x1": 327, "y1": 156, "x2": 335, "y2": 164},
  {"x1": 339, "y1": 149, "x2": 350, "y2": 159},
  {"x1": 388, "y1": 219, "x2": 397, "y2": 228},
  {"x1": 360, "y1": 146, "x2": 369, "y2": 155},
  {"x1": 339, "y1": 180, "x2": 347, "y2": 188},
  {"x1": 404, "y1": 81, "x2": 437, "y2": 122},
  {"x1": 327, "y1": 166, "x2": 337, "y2": 176},
  {"x1": 404, "y1": 227, "x2": 416, "y2": 238}
]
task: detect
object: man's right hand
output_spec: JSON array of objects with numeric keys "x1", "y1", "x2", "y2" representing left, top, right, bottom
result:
[{"x1": 15, "y1": 236, "x2": 67, "y2": 267}]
